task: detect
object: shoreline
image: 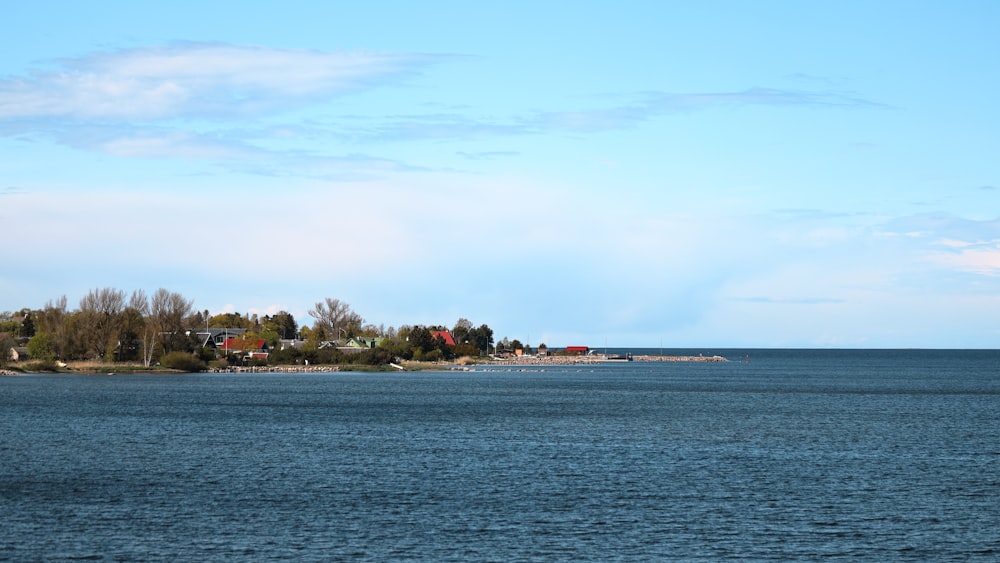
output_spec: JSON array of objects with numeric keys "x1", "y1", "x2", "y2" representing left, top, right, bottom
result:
[{"x1": 0, "y1": 354, "x2": 726, "y2": 376}]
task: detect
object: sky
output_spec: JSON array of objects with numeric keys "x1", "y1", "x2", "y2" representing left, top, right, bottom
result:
[{"x1": 2, "y1": 1, "x2": 999, "y2": 348}]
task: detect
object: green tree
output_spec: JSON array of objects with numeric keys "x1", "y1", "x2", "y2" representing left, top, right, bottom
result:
[
  {"x1": 408, "y1": 325, "x2": 434, "y2": 353},
  {"x1": 0, "y1": 313, "x2": 19, "y2": 338},
  {"x1": 264, "y1": 311, "x2": 298, "y2": 340},
  {"x1": 27, "y1": 332, "x2": 54, "y2": 361},
  {"x1": 35, "y1": 297, "x2": 69, "y2": 359},
  {"x1": 256, "y1": 311, "x2": 298, "y2": 349},
  {"x1": 206, "y1": 312, "x2": 252, "y2": 329},
  {"x1": 20, "y1": 309, "x2": 35, "y2": 338},
  {"x1": 453, "y1": 342, "x2": 479, "y2": 358},
  {"x1": 299, "y1": 325, "x2": 320, "y2": 349},
  {"x1": 468, "y1": 324, "x2": 494, "y2": 356},
  {"x1": 60, "y1": 310, "x2": 88, "y2": 360},
  {"x1": 0, "y1": 332, "x2": 14, "y2": 369}
]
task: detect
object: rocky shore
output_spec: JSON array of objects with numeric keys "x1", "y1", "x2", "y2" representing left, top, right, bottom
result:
[
  {"x1": 207, "y1": 365, "x2": 341, "y2": 373},
  {"x1": 0, "y1": 369, "x2": 18, "y2": 376},
  {"x1": 633, "y1": 355, "x2": 727, "y2": 362}
]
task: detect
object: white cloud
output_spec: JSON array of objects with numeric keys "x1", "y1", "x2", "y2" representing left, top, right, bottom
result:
[
  {"x1": 0, "y1": 42, "x2": 440, "y2": 120},
  {"x1": 95, "y1": 129, "x2": 253, "y2": 159},
  {"x1": 535, "y1": 88, "x2": 884, "y2": 133},
  {"x1": 929, "y1": 245, "x2": 1000, "y2": 276},
  {"x1": 872, "y1": 213, "x2": 1000, "y2": 277}
]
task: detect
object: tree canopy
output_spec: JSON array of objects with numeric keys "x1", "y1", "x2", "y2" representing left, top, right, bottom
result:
[{"x1": 3, "y1": 291, "x2": 506, "y2": 369}]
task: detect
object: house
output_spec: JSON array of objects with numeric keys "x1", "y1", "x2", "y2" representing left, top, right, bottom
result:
[
  {"x1": 278, "y1": 339, "x2": 307, "y2": 351},
  {"x1": 221, "y1": 337, "x2": 269, "y2": 363},
  {"x1": 191, "y1": 328, "x2": 248, "y2": 350},
  {"x1": 431, "y1": 330, "x2": 456, "y2": 346},
  {"x1": 565, "y1": 346, "x2": 590, "y2": 355},
  {"x1": 8, "y1": 346, "x2": 29, "y2": 362},
  {"x1": 220, "y1": 337, "x2": 267, "y2": 353},
  {"x1": 343, "y1": 337, "x2": 384, "y2": 349}
]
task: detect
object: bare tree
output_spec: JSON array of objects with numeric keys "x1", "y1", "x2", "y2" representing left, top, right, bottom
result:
[
  {"x1": 36, "y1": 296, "x2": 67, "y2": 334},
  {"x1": 308, "y1": 298, "x2": 362, "y2": 340},
  {"x1": 78, "y1": 287, "x2": 126, "y2": 360},
  {"x1": 150, "y1": 288, "x2": 194, "y2": 355},
  {"x1": 123, "y1": 289, "x2": 159, "y2": 367},
  {"x1": 116, "y1": 290, "x2": 149, "y2": 362}
]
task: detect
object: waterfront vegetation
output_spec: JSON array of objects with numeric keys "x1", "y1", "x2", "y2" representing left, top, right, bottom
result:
[{"x1": 1, "y1": 288, "x2": 539, "y2": 373}]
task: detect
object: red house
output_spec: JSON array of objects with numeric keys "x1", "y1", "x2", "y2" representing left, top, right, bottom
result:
[
  {"x1": 220, "y1": 338, "x2": 268, "y2": 355},
  {"x1": 565, "y1": 346, "x2": 590, "y2": 355},
  {"x1": 431, "y1": 330, "x2": 456, "y2": 346}
]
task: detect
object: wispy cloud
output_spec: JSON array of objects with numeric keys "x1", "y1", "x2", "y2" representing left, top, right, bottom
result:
[
  {"x1": 60, "y1": 124, "x2": 256, "y2": 159},
  {"x1": 929, "y1": 245, "x2": 1000, "y2": 276},
  {"x1": 0, "y1": 42, "x2": 452, "y2": 180},
  {"x1": 535, "y1": 87, "x2": 884, "y2": 132},
  {"x1": 0, "y1": 42, "x2": 442, "y2": 120},
  {"x1": 875, "y1": 212, "x2": 1000, "y2": 277},
  {"x1": 647, "y1": 87, "x2": 884, "y2": 111},
  {"x1": 341, "y1": 113, "x2": 533, "y2": 142},
  {"x1": 233, "y1": 151, "x2": 429, "y2": 181},
  {"x1": 457, "y1": 150, "x2": 520, "y2": 160},
  {"x1": 877, "y1": 212, "x2": 1000, "y2": 243},
  {"x1": 0, "y1": 43, "x2": 885, "y2": 182},
  {"x1": 317, "y1": 86, "x2": 884, "y2": 140},
  {"x1": 733, "y1": 296, "x2": 845, "y2": 305}
]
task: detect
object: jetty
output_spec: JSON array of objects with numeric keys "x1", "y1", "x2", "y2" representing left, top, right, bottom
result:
[
  {"x1": 632, "y1": 355, "x2": 727, "y2": 362},
  {"x1": 489, "y1": 354, "x2": 726, "y2": 366},
  {"x1": 206, "y1": 365, "x2": 341, "y2": 374}
]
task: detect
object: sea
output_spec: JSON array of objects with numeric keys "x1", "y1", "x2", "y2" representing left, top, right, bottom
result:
[{"x1": 1, "y1": 348, "x2": 998, "y2": 561}]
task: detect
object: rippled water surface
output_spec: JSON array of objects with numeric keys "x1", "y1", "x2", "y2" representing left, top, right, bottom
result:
[{"x1": 2, "y1": 349, "x2": 999, "y2": 561}]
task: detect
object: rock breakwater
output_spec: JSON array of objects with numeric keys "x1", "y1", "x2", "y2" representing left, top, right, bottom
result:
[
  {"x1": 490, "y1": 354, "x2": 726, "y2": 366},
  {"x1": 206, "y1": 365, "x2": 341, "y2": 373}
]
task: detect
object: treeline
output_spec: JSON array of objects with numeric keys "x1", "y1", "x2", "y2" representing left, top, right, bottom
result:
[{"x1": 0, "y1": 289, "x2": 517, "y2": 371}]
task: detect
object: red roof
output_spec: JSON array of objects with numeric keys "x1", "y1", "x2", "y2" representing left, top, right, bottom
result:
[
  {"x1": 220, "y1": 338, "x2": 266, "y2": 352},
  {"x1": 565, "y1": 346, "x2": 590, "y2": 352},
  {"x1": 431, "y1": 330, "x2": 456, "y2": 346}
]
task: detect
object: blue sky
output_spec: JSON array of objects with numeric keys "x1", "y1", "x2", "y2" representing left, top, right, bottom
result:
[{"x1": 2, "y1": 1, "x2": 999, "y2": 348}]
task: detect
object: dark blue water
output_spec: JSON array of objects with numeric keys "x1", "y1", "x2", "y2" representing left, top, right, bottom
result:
[{"x1": 2, "y1": 350, "x2": 999, "y2": 561}]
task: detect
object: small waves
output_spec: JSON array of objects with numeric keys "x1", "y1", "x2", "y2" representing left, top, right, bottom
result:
[{"x1": 2, "y1": 359, "x2": 999, "y2": 561}]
